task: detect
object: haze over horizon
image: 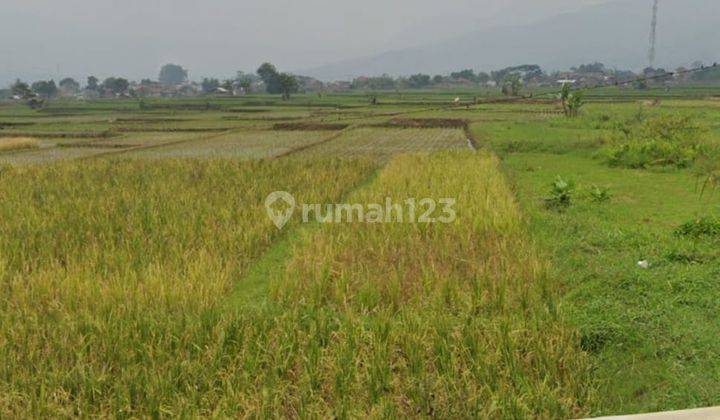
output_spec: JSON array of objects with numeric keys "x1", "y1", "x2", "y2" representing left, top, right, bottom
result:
[
  {"x1": 2, "y1": 0, "x2": 614, "y2": 85},
  {"x1": 2, "y1": 0, "x2": 714, "y2": 85}
]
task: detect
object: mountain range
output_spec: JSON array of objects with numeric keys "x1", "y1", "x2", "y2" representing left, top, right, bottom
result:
[{"x1": 301, "y1": 0, "x2": 719, "y2": 80}]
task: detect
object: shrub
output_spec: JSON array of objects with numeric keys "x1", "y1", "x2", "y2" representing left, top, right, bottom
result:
[
  {"x1": 675, "y1": 217, "x2": 720, "y2": 238},
  {"x1": 693, "y1": 144, "x2": 720, "y2": 195},
  {"x1": 588, "y1": 185, "x2": 611, "y2": 203},
  {"x1": 545, "y1": 176, "x2": 574, "y2": 210},
  {"x1": 560, "y1": 84, "x2": 584, "y2": 117},
  {"x1": 602, "y1": 116, "x2": 705, "y2": 169}
]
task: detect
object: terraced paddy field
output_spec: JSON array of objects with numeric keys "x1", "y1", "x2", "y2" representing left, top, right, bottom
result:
[
  {"x1": 131, "y1": 130, "x2": 342, "y2": 160},
  {"x1": 293, "y1": 127, "x2": 470, "y2": 162},
  {"x1": 2, "y1": 90, "x2": 720, "y2": 417}
]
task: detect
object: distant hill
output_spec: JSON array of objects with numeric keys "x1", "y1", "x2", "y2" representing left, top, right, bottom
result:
[{"x1": 302, "y1": 0, "x2": 719, "y2": 80}]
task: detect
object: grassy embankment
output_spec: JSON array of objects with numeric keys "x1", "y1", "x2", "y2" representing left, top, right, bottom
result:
[{"x1": 477, "y1": 100, "x2": 720, "y2": 415}]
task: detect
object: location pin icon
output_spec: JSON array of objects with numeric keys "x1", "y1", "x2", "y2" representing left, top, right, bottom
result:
[{"x1": 265, "y1": 191, "x2": 296, "y2": 229}]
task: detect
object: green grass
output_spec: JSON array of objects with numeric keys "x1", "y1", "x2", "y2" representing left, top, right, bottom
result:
[{"x1": 504, "y1": 151, "x2": 720, "y2": 415}]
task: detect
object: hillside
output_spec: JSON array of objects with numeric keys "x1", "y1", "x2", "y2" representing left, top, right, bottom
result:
[{"x1": 302, "y1": 0, "x2": 719, "y2": 80}]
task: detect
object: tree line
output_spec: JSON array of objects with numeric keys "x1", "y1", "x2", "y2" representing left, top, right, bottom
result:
[{"x1": 7, "y1": 61, "x2": 720, "y2": 105}]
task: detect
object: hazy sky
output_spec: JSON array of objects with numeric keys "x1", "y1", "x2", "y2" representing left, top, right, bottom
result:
[{"x1": 2, "y1": 0, "x2": 612, "y2": 84}]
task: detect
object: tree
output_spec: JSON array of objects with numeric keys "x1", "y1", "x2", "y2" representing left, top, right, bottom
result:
[
  {"x1": 277, "y1": 73, "x2": 298, "y2": 100},
  {"x1": 222, "y1": 79, "x2": 234, "y2": 92},
  {"x1": 102, "y1": 77, "x2": 129, "y2": 95},
  {"x1": 87, "y1": 76, "x2": 99, "y2": 91},
  {"x1": 158, "y1": 64, "x2": 188, "y2": 85},
  {"x1": 476, "y1": 72, "x2": 491, "y2": 84},
  {"x1": 572, "y1": 62, "x2": 606, "y2": 74},
  {"x1": 634, "y1": 79, "x2": 649, "y2": 90},
  {"x1": 450, "y1": 69, "x2": 477, "y2": 82},
  {"x1": 237, "y1": 77, "x2": 252, "y2": 93},
  {"x1": 407, "y1": 74, "x2": 431, "y2": 89},
  {"x1": 31, "y1": 80, "x2": 58, "y2": 98},
  {"x1": 492, "y1": 64, "x2": 542, "y2": 84},
  {"x1": 692, "y1": 64, "x2": 720, "y2": 83},
  {"x1": 501, "y1": 74, "x2": 522, "y2": 96},
  {"x1": 560, "y1": 83, "x2": 584, "y2": 117},
  {"x1": 257, "y1": 63, "x2": 278, "y2": 82},
  {"x1": 351, "y1": 75, "x2": 396, "y2": 90},
  {"x1": 236, "y1": 71, "x2": 257, "y2": 93},
  {"x1": 11, "y1": 80, "x2": 32, "y2": 98},
  {"x1": 59, "y1": 78, "x2": 80, "y2": 95},
  {"x1": 201, "y1": 78, "x2": 220, "y2": 94},
  {"x1": 257, "y1": 63, "x2": 282, "y2": 94}
]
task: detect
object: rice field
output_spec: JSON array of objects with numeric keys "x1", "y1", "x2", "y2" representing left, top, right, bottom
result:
[
  {"x1": 1, "y1": 91, "x2": 720, "y2": 417},
  {"x1": 0, "y1": 137, "x2": 39, "y2": 152},
  {"x1": 294, "y1": 127, "x2": 470, "y2": 161},
  {"x1": 131, "y1": 129, "x2": 341, "y2": 160}
]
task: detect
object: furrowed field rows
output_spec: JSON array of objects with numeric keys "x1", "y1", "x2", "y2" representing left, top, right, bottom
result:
[
  {"x1": 294, "y1": 127, "x2": 470, "y2": 161},
  {"x1": 0, "y1": 158, "x2": 377, "y2": 417},
  {"x1": 127, "y1": 129, "x2": 344, "y2": 159},
  {"x1": 0, "y1": 146, "x2": 127, "y2": 165},
  {"x1": 0, "y1": 133, "x2": 215, "y2": 165}
]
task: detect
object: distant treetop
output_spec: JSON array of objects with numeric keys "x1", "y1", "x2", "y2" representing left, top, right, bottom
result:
[{"x1": 159, "y1": 64, "x2": 189, "y2": 85}]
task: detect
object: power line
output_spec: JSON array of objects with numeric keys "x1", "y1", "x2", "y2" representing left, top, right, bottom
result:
[{"x1": 496, "y1": 61, "x2": 720, "y2": 103}]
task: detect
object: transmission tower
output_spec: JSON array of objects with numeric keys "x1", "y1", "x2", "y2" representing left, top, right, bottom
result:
[{"x1": 648, "y1": 0, "x2": 659, "y2": 67}]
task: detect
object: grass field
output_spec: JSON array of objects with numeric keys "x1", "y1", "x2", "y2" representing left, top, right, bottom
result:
[{"x1": 1, "y1": 89, "x2": 720, "y2": 417}]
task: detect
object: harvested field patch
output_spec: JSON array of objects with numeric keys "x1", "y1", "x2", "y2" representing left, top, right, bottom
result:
[
  {"x1": 0, "y1": 131, "x2": 119, "y2": 139},
  {"x1": 295, "y1": 127, "x2": 468, "y2": 161},
  {"x1": 0, "y1": 121, "x2": 36, "y2": 128},
  {"x1": 112, "y1": 117, "x2": 189, "y2": 123},
  {"x1": 140, "y1": 103, "x2": 222, "y2": 111},
  {"x1": 0, "y1": 146, "x2": 121, "y2": 164},
  {"x1": 115, "y1": 127, "x2": 230, "y2": 133},
  {"x1": 93, "y1": 132, "x2": 207, "y2": 148},
  {"x1": 59, "y1": 142, "x2": 140, "y2": 149},
  {"x1": 272, "y1": 122, "x2": 349, "y2": 131},
  {"x1": 225, "y1": 108, "x2": 272, "y2": 113},
  {"x1": 479, "y1": 108, "x2": 564, "y2": 115},
  {"x1": 380, "y1": 118, "x2": 468, "y2": 128},
  {"x1": 222, "y1": 116, "x2": 305, "y2": 121},
  {"x1": 480, "y1": 98, "x2": 560, "y2": 105},
  {"x1": 130, "y1": 130, "x2": 336, "y2": 159}
]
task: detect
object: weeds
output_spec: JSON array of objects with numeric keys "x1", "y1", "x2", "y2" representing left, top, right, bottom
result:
[
  {"x1": 602, "y1": 116, "x2": 706, "y2": 169},
  {"x1": 545, "y1": 176, "x2": 574, "y2": 210},
  {"x1": 588, "y1": 185, "x2": 612, "y2": 203},
  {"x1": 675, "y1": 217, "x2": 720, "y2": 238},
  {"x1": 560, "y1": 84, "x2": 584, "y2": 117}
]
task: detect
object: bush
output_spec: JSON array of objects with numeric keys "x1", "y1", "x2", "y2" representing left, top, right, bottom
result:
[
  {"x1": 602, "y1": 116, "x2": 706, "y2": 169},
  {"x1": 545, "y1": 176, "x2": 574, "y2": 210},
  {"x1": 560, "y1": 84, "x2": 584, "y2": 117},
  {"x1": 588, "y1": 185, "x2": 611, "y2": 203},
  {"x1": 675, "y1": 217, "x2": 720, "y2": 238}
]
